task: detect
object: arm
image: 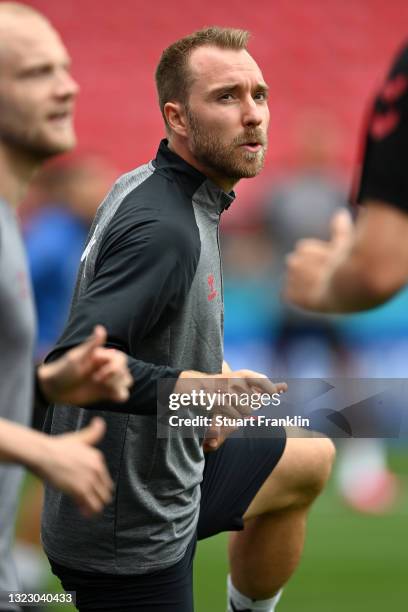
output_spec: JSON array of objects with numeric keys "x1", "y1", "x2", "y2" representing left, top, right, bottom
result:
[
  {"x1": 285, "y1": 44, "x2": 408, "y2": 314},
  {"x1": 0, "y1": 416, "x2": 113, "y2": 516},
  {"x1": 38, "y1": 325, "x2": 133, "y2": 405},
  {"x1": 45, "y1": 213, "x2": 186, "y2": 414},
  {"x1": 286, "y1": 45, "x2": 408, "y2": 313},
  {"x1": 323, "y1": 201, "x2": 408, "y2": 310},
  {"x1": 49, "y1": 207, "x2": 286, "y2": 417},
  {"x1": 200, "y1": 358, "x2": 286, "y2": 451},
  {"x1": 285, "y1": 202, "x2": 408, "y2": 314}
]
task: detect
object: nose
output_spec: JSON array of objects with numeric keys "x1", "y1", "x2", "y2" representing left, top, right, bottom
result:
[
  {"x1": 241, "y1": 96, "x2": 264, "y2": 128},
  {"x1": 55, "y1": 69, "x2": 80, "y2": 100}
]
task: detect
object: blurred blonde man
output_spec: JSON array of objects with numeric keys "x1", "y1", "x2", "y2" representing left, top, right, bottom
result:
[{"x1": 0, "y1": 4, "x2": 132, "y2": 609}]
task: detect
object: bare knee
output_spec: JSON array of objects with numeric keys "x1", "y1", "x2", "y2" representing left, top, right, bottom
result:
[
  {"x1": 292, "y1": 437, "x2": 336, "y2": 503},
  {"x1": 244, "y1": 433, "x2": 335, "y2": 519}
]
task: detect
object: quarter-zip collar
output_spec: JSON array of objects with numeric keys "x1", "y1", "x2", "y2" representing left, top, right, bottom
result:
[{"x1": 153, "y1": 139, "x2": 235, "y2": 213}]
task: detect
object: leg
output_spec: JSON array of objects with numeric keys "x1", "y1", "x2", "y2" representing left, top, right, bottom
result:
[
  {"x1": 229, "y1": 433, "x2": 335, "y2": 600},
  {"x1": 49, "y1": 535, "x2": 196, "y2": 612}
]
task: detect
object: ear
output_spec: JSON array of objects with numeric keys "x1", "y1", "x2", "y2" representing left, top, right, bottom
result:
[{"x1": 164, "y1": 101, "x2": 188, "y2": 137}]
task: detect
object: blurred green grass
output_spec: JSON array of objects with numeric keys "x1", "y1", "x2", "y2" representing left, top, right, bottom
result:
[
  {"x1": 40, "y1": 449, "x2": 408, "y2": 611},
  {"x1": 193, "y1": 449, "x2": 408, "y2": 612}
]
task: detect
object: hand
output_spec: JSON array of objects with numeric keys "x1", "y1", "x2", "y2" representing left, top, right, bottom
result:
[
  {"x1": 38, "y1": 325, "x2": 133, "y2": 405},
  {"x1": 284, "y1": 209, "x2": 353, "y2": 311},
  {"x1": 175, "y1": 370, "x2": 287, "y2": 452},
  {"x1": 202, "y1": 378, "x2": 288, "y2": 452},
  {"x1": 34, "y1": 418, "x2": 113, "y2": 516}
]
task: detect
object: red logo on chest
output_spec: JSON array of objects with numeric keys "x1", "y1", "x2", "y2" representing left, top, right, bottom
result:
[{"x1": 207, "y1": 274, "x2": 218, "y2": 301}]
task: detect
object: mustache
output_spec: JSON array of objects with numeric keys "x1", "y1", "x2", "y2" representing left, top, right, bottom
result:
[{"x1": 232, "y1": 130, "x2": 268, "y2": 146}]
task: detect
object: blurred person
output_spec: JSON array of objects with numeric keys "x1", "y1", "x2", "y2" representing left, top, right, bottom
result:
[
  {"x1": 24, "y1": 156, "x2": 118, "y2": 358},
  {"x1": 17, "y1": 157, "x2": 118, "y2": 604},
  {"x1": 0, "y1": 3, "x2": 133, "y2": 609},
  {"x1": 42, "y1": 26, "x2": 334, "y2": 612},
  {"x1": 284, "y1": 44, "x2": 408, "y2": 504},
  {"x1": 265, "y1": 111, "x2": 399, "y2": 513},
  {"x1": 284, "y1": 40, "x2": 408, "y2": 313}
]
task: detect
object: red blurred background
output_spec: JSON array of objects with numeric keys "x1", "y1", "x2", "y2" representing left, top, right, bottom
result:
[{"x1": 25, "y1": 0, "x2": 407, "y2": 203}]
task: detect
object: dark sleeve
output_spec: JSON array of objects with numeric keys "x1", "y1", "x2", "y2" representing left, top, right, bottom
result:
[
  {"x1": 356, "y1": 43, "x2": 408, "y2": 212},
  {"x1": 45, "y1": 207, "x2": 194, "y2": 415}
]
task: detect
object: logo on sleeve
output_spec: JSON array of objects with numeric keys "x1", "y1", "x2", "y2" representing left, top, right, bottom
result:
[
  {"x1": 370, "y1": 109, "x2": 400, "y2": 140},
  {"x1": 370, "y1": 73, "x2": 407, "y2": 140},
  {"x1": 380, "y1": 74, "x2": 408, "y2": 103},
  {"x1": 207, "y1": 274, "x2": 218, "y2": 301}
]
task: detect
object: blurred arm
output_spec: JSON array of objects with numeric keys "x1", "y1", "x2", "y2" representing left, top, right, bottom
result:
[
  {"x1": 0, "y1": 416, "x2": 113, "y2": 515},
  {"x1": 37, "y1": 325, "x2": 133, "y2": 405},
  {"x1": 321, "y1": 201, "x2": 408, "y2": 311},
  {"x1": 285, "y1": 44, "x2": 408, "y2": 314}
]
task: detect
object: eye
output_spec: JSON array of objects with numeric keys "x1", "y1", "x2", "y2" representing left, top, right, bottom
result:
[
  {"x1": 219, "y1": 92, "x2": 235, "y2": 101},
  {"x1": 21, "y1": 64, "x2": 53, "y2": 79},
  {"x1": 254, "y1": 91, "x2": 268, "y2": 101}
]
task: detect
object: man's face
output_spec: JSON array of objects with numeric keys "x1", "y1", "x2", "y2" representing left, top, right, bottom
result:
[
  {"x1": 0, "y1": 14, "x2": 79, "y2": 161},
  {"x1": 183, "y1": 46, "x2": 269, "y2": 185}
]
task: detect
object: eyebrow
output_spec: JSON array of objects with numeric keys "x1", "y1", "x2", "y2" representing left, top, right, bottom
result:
[
  {"x1": 17, "y1": 56, "x2": 72, "y2": 75},
  {"x1": 208, "y1": 82, "x2": 269, "y2": 96}
]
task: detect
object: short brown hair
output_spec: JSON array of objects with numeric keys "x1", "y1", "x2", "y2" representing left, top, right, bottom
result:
[{"x1": 155, "y1": 26, "x2": 250, "y2": 126}]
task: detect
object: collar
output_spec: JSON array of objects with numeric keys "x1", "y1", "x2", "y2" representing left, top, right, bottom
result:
[{"x1": 154, "y1": 139, "x2": 235, "y2": 213}]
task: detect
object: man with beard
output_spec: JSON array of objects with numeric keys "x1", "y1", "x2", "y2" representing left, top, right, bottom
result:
[
  {"x1": 43, "y1": 27, "x2": 335, "y2": 612},
  {"x1": 0, "y1": 4, "x2": 134, "y2": 608}
]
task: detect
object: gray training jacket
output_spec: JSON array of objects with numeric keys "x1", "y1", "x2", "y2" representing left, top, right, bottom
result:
[{"x1": 42, "y1": 140, "x2": 234, "y2": 574}]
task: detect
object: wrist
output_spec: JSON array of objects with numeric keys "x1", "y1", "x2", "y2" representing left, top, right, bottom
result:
[
  {"x1": 174, "y1": 370, "x2": 209, "y2": 395},
  {"x1": 36, "y1": 364, "x2": 54, "y2": 405},
  {"x1": 222, "y1": 360, "x2": 232, "y2": 374},
  {"x1": 24, "y1": 432, "x2": 52, "y2": 477},
  {"x1": 37, "y1": 363, "x2": 54, "y2": 401},
  {"x1": 312, "y1": 284, "x2": 333, "y2": 313},
  {"x1": 315, "y1": 268, "x2": 343, "y2": 313},
  {"x1": 37, "y1": 361, "x2": 66, "y2": 403}
]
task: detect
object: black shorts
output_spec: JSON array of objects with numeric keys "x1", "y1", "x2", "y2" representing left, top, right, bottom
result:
[{"x1": 50, "y1": 430, "x2": 286, "y2": 612}]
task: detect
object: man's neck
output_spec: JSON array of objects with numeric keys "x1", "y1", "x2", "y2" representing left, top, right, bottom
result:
[
  {"x1": 167, "y1": 136, "x2": 237, "y2": 194},
  {"x1": 0, "y1": 144, "x2": 40, "y2": 208}
]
